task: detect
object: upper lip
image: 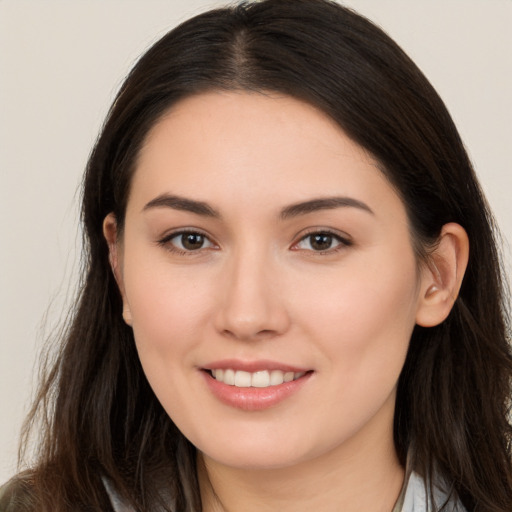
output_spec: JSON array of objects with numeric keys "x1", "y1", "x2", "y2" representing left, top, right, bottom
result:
[{"x1": 202, "y1": 359, "x2": 310, "y2": 373}]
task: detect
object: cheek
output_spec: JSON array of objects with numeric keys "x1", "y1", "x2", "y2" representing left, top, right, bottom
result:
[
  {"x1": 288, "y1": 257, "x2": 420, "y2": 445},
  {"x1": 122, "y1": 251, "x2": 216, "y2": 356},
  {"x1": 121, "y1": 258, "x2": 217, "y2": 418},
  {"x1": 298, "y1": 253, "x2": 420, "y2": 377}
]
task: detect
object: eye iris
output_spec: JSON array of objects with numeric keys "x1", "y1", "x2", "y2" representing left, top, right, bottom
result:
[
  {"x1": 182, "y1": 233, "x2": 204, "y2": 250},
  {"x1": 310, "y1": 234, "x2": 333, "y2": 251}
]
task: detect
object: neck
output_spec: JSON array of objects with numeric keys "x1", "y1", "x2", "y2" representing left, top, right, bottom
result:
[{"x1": 198, "y1": 419, "x2": 404, "y2": 512}]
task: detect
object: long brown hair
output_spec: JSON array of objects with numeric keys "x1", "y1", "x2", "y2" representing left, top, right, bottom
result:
[{"x1": 3, "y1": 1, "x2": 511, "y2": 510}]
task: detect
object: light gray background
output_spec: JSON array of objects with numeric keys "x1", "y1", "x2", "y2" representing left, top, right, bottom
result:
[{"x1": 1, "y1": 0, "x2": 511, "y2": 483}]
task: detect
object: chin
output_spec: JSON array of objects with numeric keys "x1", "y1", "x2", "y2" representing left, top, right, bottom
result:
[
  {"x1": 193, "y1": 426, "x2": 331, "y2": 472},
  {"x1": 202, "y1": 448, "x2": 308, "y2": 471}
]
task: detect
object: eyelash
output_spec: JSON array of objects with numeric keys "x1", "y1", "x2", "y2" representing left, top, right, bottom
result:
[
  {"x1": 157, "y1": 230, "x2": 217, "y2": 255},
  {"x1": 157, "y1": 229, "x2": 352, "y2": 255},
  {"x1": 291, "y1": 229, "x2": 352, "y2": 254}
]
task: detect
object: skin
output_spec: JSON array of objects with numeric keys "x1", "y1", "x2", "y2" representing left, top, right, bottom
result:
[{"x1": 104, "y1": 91, "x2": 469, "y2": 511}]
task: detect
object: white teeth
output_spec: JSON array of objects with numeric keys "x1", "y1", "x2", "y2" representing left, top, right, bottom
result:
[
  {"x1": 252, "y1": 370, "x2": 270, "y2": 388},
  {"x1": 283, "y1": 371, "x2": 294, "y2": 382},
  {"x1": 224, "y1": 369, "x2": 235, "y2": 385},
  {"x1": 234, "y1": 370, "x2": 252, "y2": 387},
  {"x1": 270, "y1": 370, "x2": 284, "y2": 386},
  {"x1": 210, "y1": 369, "x2": 307, "y2": 388}
]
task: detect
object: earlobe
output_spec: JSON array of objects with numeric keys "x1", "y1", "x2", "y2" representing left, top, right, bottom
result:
[
  {"x1": 103, "y1": 213, "x2": 133, "y2": 327},
  {"x1": 122, "y1": 303, "x2": 133, "y2": 326},
  {"x1": 415, "y1": 223, "x2": 469, "y2": 327}
]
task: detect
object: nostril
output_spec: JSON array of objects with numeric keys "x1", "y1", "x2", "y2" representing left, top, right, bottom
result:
[{"x1": 220, "y1": 328, "x2": 281, "y2": 342}]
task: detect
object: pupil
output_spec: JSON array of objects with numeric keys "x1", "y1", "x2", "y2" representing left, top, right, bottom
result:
[
  {"x1": 183, "y1": 233, "x2": 204, "y2": 250},
  {"x1": 311, "y1": 234, "x2": 332, "y2": 250}
]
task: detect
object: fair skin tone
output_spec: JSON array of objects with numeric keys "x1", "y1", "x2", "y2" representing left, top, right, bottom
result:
[{"x1": 104, "y1": 91, "x2": 468, "y2": 512}]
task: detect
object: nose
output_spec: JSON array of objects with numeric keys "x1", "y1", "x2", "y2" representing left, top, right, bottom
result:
[{"x1": 213, "y1": 247, "x2": 291, "y2": 341}]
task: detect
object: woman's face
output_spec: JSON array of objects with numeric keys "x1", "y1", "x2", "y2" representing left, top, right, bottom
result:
[{"x1": 109, "y1": 91, "x2": 433, "y2": 470}]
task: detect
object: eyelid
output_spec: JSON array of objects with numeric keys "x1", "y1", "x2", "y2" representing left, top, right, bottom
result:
[
  {"x1": 290, "y1": 228, "x2": 353, "y2": 253},
  {"x1": 155, "y1": 226, "x2": 351, "y2": 255},
  {"x1": 157, "y1": 228, "x2": 218, "y2": 254}
]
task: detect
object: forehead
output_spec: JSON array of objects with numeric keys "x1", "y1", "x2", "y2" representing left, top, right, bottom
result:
[{"x1": 129, "y1": 91, "x2": 401, "y2": 217}]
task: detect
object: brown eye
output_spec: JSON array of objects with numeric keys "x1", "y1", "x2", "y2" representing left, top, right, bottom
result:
[
  {"x1": 310, "y1": 233, "x2": 334, "y2": 251},
  {"x1": 294, "y1": 231, "x2": 350, "y2": 252},
  {"x1": 181, "y1": 233, "x2": 206, "y2": 250},
  {"x1": 164, "y1": 231, "x2": 215, "y2": 252}
]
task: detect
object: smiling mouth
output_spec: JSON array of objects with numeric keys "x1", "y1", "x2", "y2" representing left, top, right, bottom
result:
[{"x1": 206, "y1": 369, "x2": 309, "y2": 388}]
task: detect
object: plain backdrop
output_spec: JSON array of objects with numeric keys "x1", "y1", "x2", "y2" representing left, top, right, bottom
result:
[{"x1": 1, "y1": 0, "x2": 511, "y2": 484}]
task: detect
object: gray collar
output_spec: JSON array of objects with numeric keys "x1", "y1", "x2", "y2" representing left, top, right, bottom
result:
[
  {"x1": 394, "y1": 471, "x2": 466, "y2": 512},
  {"x1": 103, "y1": 471, "x2": 467, "y2": 512}
]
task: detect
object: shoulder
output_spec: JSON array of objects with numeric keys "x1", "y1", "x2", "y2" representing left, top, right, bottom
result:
[
  {"x1": 0, "y1": 475, "x2": 38, "y2": 512},
  {"x1": 401, "y1": 472, "x2": 467, "y2": 512},
  {"x1": 1, "y1": 471, "x2": 117, "y2": 512}
]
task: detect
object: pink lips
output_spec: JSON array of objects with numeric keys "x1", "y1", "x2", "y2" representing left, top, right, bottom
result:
[{"x1": 201, "y1": 359, "x2": 312, "y2": 411}]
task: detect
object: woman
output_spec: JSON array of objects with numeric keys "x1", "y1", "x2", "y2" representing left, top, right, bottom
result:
[{"x1": 1, "y1": 0, "x2": 511, "y2": 510}]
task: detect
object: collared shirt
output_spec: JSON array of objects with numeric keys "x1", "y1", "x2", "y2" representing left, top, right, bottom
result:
[
  {"x1": 102, "y1": 471, "x2": 467, "y2": 512},
  {"x1": 0, "y1": 471, "x2": 467, "y2": 511},
  {"x1": 392, "y1": 472, "x2": 467, "y2": 512}
]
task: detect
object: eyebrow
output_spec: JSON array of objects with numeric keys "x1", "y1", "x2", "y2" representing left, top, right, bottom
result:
[
  {"x1": 143, "y1": 194, "x2": 221, "y2": 218},
  {"x1": 280, "y1": 197, "x2": 374, "y2": 219},
  {"x1": 142, "y1": 194, "x2": 373, "y2": 220}
]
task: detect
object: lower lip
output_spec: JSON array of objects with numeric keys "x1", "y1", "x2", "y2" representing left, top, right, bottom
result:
[{"x1": 202, "y1": 371, "x2": 312, "y2": 411}]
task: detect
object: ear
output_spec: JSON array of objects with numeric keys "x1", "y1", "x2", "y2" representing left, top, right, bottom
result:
[
  {"x1": 415, "y1": 223, "x2": 469, "y2": 327},
  {"x1": 103, "y1": 213, "x2": 133, "y2": 326}
]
